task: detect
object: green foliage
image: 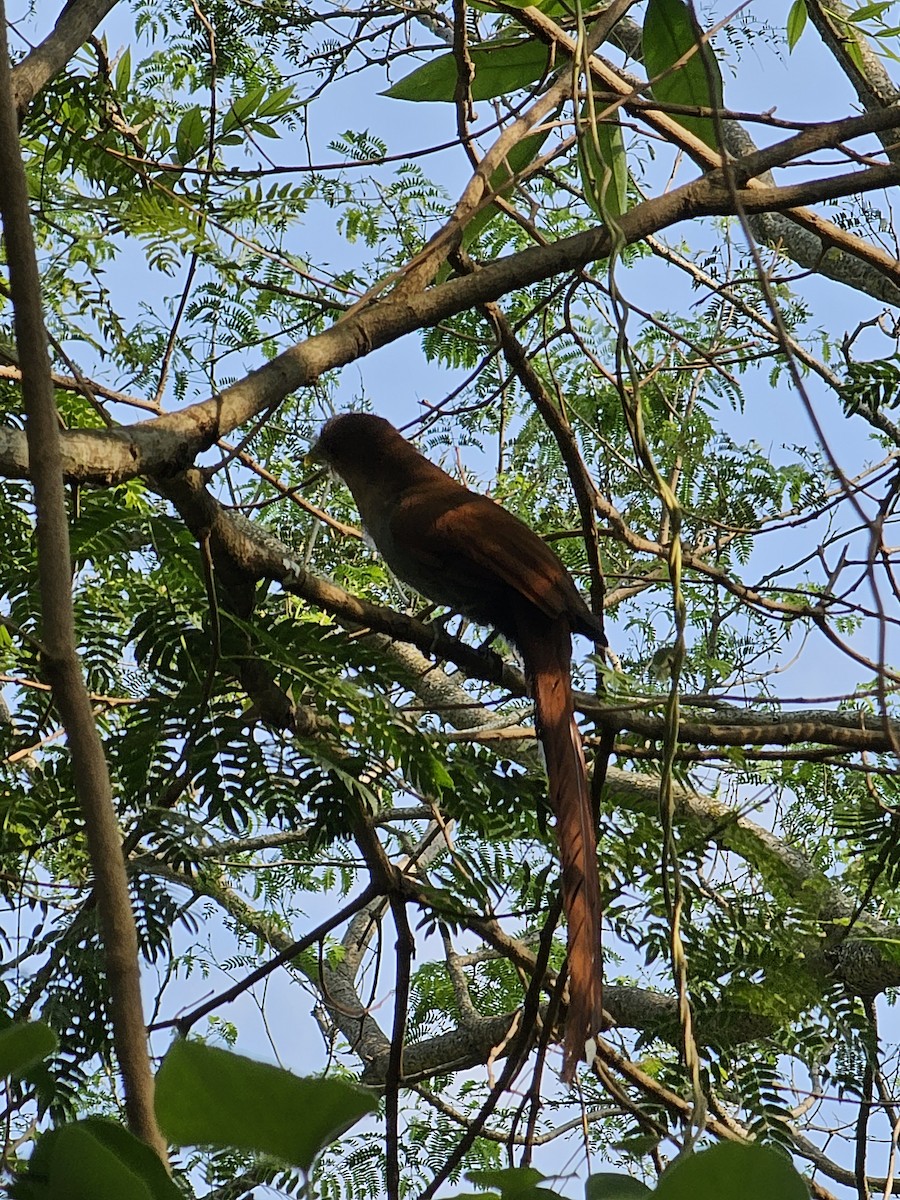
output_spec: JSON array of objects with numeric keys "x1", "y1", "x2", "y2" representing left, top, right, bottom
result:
[
  {"x1": 464, "y1": 1165, "x2": 564, "y2": 1197},
  {"x1": 459, "y1": 1148, "x2": 811, "y2": 1199},
  {"x1": 834, "y1": 769, "x2": 900, "y2": 891},
  {"x1": 578, "y1": 103, "x2": 628, "y2": 222},
  {"x1": 11, "y1": 1118, "x2": 181, "y2": 1200},
  {"x1": 643, "y1": 0, "x2": 725, "y2": 148},
  {"x1": 458, "y1": 127, "x2": 555, "y2": 257},
  {"x1": 11, "y1": 1045, "x2": 376, "y2": 1199},
  {"x1": 840, "y1": 356, "x2": 900, "y2": 413},
  {"x1": 155, "y1": 1040, "x2": 377, "y2": 1168},
  {"x1": 0, "y1": 1022, "x2": 58, "y2": 1080},
  {"x1": 383, "y1": 40, "x2": 550, "y2": 103},
  {"x1": 586, "y1": 1174, "x2": 653, "y2": 1199},
  {"x1": 653, "y1": 1143, "x2": 809, "y2": 1199},
  {"x1": 786, "y1": 0, "x2": 808, "y2": 49}
]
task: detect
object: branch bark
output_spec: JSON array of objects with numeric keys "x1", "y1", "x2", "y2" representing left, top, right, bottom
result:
[
  {"x1": 10, "y1": 0, "x2": 121, "y2": 116},
  {"x1": 0, "y1": 1, "x2": 166, "y2": 1161},
  {"x1": 3, "y1": 111, "x2": 900, "y2": 486},
  {"x1": 152, "y1": 473, "x2": 900, "y2": 1001},
  {"x1": 606, "y1": 3, "x2": 900, "y2": 306}
]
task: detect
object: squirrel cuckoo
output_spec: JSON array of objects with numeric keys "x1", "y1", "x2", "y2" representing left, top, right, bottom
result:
[{"x1": 312, "y1": 412, "x2": 606, "y2": 1080}]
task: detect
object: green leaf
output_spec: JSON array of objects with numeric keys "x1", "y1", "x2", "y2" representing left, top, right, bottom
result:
[
  {"x1": 12, "y1": 1119, "x2": 180, "y2": 1200},
  {"x1": 155, "y1": 1040, "x2": 377, "y2": 1170},
  {"x1": 257, "y1": 84, "x2": 300, "y2": 119},
  {"x1": 643, "y1": 0, "x2": 724, "y2": 150},
  {"x1": 845, "y1": 0, "x2": 894, "y2": 21},
  {"x1": 222, "y1": 85, "x2": 266, "y2": 136},
  {"x1": 655, "y1": 1144, "x2": 810, "y2": 1200},
  {"x1": 114, "y1": 46, "x2": 132, "y2": 93},
  {"x1": 466, "y1": 1167, "x2": 563, "y2": 1198},
  {"x1": 612, "y1": 1133, "x2": 665, "y2": 1158},
  {"x1": 174, "y1": 106, "x2": 206, "y2": 164},
  {"x1": 0, "y1": 1021, "x2": 58, "y2": 1079},
  {"x1": 435, "y1": 123, "x2": 553, "y2": 281},
  {"x1": 578, "y1": 102, "x2": 628, "y2": 220},
  {"x1": 383, "y1": 40, "x2": 550, "y2": 103},
  {"x1": 586, "y1": 1173, "x2": 653, "y2": 1199},
  {"x1": 786, "y1": 0, "x2": 808, "y2": 49}
]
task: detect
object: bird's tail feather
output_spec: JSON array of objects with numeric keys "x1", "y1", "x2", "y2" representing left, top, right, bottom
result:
[{"x1": 520, "y1": 613, "x2": 603, "y2": 1082}]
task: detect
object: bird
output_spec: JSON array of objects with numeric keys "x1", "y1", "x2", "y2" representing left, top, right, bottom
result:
[{"x1": 311, "y1": 411, "x2": 606, "y2": 1081}]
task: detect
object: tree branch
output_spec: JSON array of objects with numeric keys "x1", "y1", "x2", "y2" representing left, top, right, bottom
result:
[
  {"x1": 10, "y1": 0, "x2": 120, "y2": 116},
  {"x1": 3, "y1": 133, "x2": 900, "y2": 487},
  {"x1": 0, "y1": 0, "x2": 165, "y2": 1160}
]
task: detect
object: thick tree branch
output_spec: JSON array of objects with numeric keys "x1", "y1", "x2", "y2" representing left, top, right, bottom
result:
[
  {"x1": 585, "y1": 701, "x2": 900, "y2": 755},
  {"x1": 805, "y1": 0, "x2": 900, "y2": 138},
  {"x1": 3, "y1": 124, "x2": 900, "y2": 487},
  {"x1": 0, "y1": 1, "x2": 165, "y2": 1160},
  {"x1": 10, "y1": 0, "x2": 120, "y2": 115},
  {"x1": 172, "y1": 468, "x2": 900, "y2": 756},
  {"x1": 606, "y1": 5, "x2": 900, "y2": 306},
  {"x1": 153, "y1": 475, "x2": 900, "y2": 1003}
]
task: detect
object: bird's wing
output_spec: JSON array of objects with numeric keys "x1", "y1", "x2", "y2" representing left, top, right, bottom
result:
[{"x1": 390, "y1": 485, "x2": 577, "y2": 622}]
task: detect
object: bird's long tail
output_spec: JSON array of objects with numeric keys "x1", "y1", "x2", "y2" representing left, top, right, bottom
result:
[{"x1": 518, "y1": 611, "x2": 603, "y2": 1083}]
